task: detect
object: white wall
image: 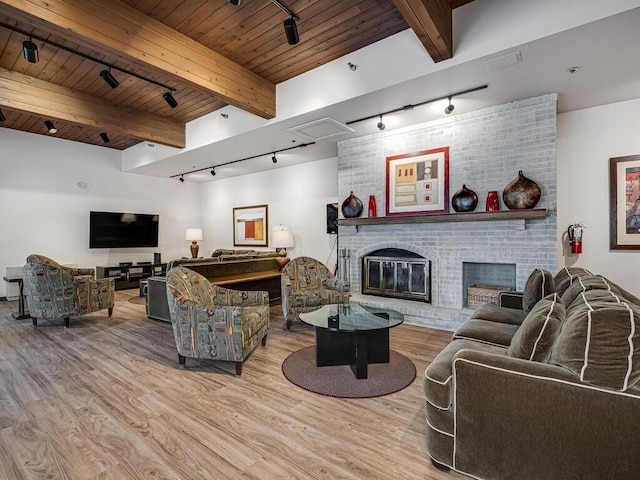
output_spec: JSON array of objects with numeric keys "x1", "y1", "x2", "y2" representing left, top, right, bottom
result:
[
  {"x1": 0, "y1": 129, "x2": 200, "y2": 298},
  {"x1": 557, "y1": 98, "x2": 640, "y2": 296},
  {"x1": 199, "y1": 157, "x2": 339, "y2": 271}
]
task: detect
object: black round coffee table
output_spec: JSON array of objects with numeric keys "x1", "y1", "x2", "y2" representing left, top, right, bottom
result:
[{"x1": 299, "y1": 303, "x2": 404, "y2": 379}]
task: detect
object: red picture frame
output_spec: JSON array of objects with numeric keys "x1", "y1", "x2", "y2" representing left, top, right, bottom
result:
[{"x1": 386, "y1": 147, "x2": 450, "y2": 216}]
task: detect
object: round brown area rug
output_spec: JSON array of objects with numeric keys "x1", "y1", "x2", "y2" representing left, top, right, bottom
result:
[
  {"x1": 282, "y1": 346, "x2": 416, "y2": 398},
  {"x1": 128, "y1": 296, "x2": 146, "y2": 305}
]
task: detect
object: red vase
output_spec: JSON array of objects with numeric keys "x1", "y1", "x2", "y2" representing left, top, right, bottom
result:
[
  {"x1": 368, "y1": 195, "x2": 377, "y2": 218},
  {"x1": 486, "y1": 191, "x2": 499, "y2": 211}
]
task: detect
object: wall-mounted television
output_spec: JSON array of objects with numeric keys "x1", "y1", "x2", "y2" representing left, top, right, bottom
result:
[{"x1": 89, "y1": 211, "x2": 159, "y2": 248}]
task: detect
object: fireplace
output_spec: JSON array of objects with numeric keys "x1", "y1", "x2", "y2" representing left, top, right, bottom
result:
[{"x1": 362, "y1": 248, "x2": 431, "y2": 303}]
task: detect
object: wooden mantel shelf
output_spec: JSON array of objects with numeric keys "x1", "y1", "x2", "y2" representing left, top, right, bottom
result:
[{"x1": 338, "y1": 208, "x2": 547, "y2": 227}]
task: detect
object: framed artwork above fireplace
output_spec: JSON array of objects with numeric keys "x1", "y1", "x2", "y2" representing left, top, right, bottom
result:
[{"x1": 386, "y1": 147, "x2": 449, "y2": 216}]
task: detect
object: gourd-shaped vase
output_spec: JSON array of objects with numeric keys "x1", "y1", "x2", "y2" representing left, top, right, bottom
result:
[
  {"x1": 451, "y1": 184, "x2": 478, "y2": 212},
  {"x1": 502, "y1": 171, "x2": 541, "y2": 209},
  {"x1": 341, "y1": 191, "x2": 363, "y2": 218}
]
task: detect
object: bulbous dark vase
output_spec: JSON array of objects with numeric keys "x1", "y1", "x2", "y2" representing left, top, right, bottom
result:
[
  {"x1": 341, "y1": 191, "x2": 363, "y2": 218},
  {"x1": 451, "y1": 184, "x2": 478, "y2": 212},
  {"x1": 502, "y1": 171, "x2": 541, "y2": 209}
]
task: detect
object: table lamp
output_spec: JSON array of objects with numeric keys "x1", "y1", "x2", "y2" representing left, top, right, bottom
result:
[
  {"x1": 272, "y1": 225, "x2": 295, "y2": 269},
  {"x1": 185, "y1": 228, "x2": 203, "y2": 258}
]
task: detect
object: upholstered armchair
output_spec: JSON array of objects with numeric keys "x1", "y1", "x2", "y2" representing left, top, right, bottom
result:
[
  {"x1": 281, "y1": 256, "x2": 350, "y2": 329},
  {"x1": 165, "y1": 266, "x2": 269, "y2": 376},
  {"x1": 23, "y1": 254, "x2": 114, "y2": 327}
]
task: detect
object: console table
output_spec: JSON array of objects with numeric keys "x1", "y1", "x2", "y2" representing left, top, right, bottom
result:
[{"x1": 3, "y1": 275, "x2": 31, "y2": 320}]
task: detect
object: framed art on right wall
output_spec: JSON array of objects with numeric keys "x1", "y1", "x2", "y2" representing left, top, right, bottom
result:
[{"x1": 610, "y1": 154, "x2": 640, "y2": 250}]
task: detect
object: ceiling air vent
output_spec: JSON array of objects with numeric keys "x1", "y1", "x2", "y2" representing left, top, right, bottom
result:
[{"x1": 287, "y1": 117, "x2": 354, "y2": 142}]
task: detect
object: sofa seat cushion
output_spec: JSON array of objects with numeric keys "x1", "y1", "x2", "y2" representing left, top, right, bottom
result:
[
  {"x1": 551, "y1": 300, "x2": 640, "y2": 391},
  {"x1": 471, "y1": 302, "x2": 527, "y2": 326},
  {"x1": 454, "y1": 319, "x2": 520, "y2": 347},
  {"x1": 424, "y1": 339, "x2": 507, "y2": 411},
  {"x1": 560, "y1": 275, "x2": 622, "y2": 306},
  {"x1": 553, "y1": 266, "x2": 593, "y2": 296},
  {"x1": 508, "y1": 293, "x2": 565, "y2": 362},
  {"x1": 522, "y1": 268, "x2": 555, "y2": 314}
]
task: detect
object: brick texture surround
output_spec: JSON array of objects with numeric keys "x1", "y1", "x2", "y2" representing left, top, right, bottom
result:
[{"x1": 337, "y1": 94, "x2": 558, "y2": 331}]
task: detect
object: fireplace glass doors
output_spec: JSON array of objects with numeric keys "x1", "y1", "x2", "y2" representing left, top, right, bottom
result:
[{"x1": 363, "y1": 251, "x2": 431, "y2": 303}]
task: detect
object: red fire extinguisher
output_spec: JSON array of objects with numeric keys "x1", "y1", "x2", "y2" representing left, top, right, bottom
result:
[{"x1": 567, "y1": 224, "x2": 584, "y2": 254}]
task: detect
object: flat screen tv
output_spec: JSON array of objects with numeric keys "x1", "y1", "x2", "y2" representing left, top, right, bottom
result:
[{"x1": 89, "y1": 211, "x2": 159, "y2": 248}]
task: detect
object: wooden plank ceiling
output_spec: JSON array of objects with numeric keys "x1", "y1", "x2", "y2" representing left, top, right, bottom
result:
[{"x1": 0, "y1": 0, "x2": 472, "y2": 150}]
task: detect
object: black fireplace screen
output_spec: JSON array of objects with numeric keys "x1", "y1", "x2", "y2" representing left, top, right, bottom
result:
[{"x1": 363, "y1": 255, "x2": 431, "y2": 303}]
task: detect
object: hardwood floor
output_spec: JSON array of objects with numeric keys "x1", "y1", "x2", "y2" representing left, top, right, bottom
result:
[{"x1": 0, "y1": 290, "x2": 464, "y2": 480}]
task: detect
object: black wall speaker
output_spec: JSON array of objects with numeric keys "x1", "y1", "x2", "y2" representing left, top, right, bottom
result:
[
  {"x1": 154, "y1": 252, "x2": 161, "y2": 264},
  {"x1": 326, "y1": 203, "x2": 338, "y2": 234}
]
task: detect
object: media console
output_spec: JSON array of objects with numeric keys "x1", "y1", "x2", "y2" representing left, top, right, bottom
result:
[{"x1": 96, "y1": 263, "x2": 167, "y2": 291}]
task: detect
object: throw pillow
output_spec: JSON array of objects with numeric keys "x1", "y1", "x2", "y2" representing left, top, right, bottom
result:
[
  {"x1": 560, "y1": 275, "x2": 622, "y2": 307},
  {"x1": 508, "y1": 293, "x2": 564, "y2": 362},
  {"x1": 550, "y1": 300, "x2": 640, "y2": 391},
  {"x1": 553, "y1": 266, "x2": 592, "y2": 296},
  {"x1": 522, "y1": 268, "x2": 555, "y2": 314}
]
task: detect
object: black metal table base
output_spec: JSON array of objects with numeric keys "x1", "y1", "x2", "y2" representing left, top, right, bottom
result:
[{"x1": 315, "y1": 327, "x2": 390, "y2": 379}]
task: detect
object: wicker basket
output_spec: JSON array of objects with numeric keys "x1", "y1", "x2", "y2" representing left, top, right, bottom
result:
[{"x1": 467, "y1": 284, "x2": 513, "y2": 309}]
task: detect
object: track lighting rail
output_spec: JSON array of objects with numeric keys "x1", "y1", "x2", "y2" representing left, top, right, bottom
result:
[
  {"x1": 345, "y1": 84, "x2": 488, "y2": 126},
  {"x1": 271, "y1": 0, "x2": 299, "y2": 21},
  {"x1": 0, "y1": 21, "x2": 176, "y2": 92},
  {"x1": 170, "y1": 142, "x2": 315, "y2": 180}
]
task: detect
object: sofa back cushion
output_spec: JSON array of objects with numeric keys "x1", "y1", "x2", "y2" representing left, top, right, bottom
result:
[
  {"x1": 508, "y1": 293, "x2": 565, "y2": 362},
  {"x1": 553, "y1": 266, "x2": 592, "y2": 296},
  {"x1": 560, "y1": 275, "x2": 621, "y2": 307},
  {"x1": 522, "y1": 269, "x2": 555, "y2": 314},
  {"x1": 550, "y1": 299, "x2": 640, "y2": 391}
]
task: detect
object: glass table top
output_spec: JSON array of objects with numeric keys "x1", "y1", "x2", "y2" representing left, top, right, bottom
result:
[{"x1": 298, "y1": 303, "x2": 404, "y2": 332}]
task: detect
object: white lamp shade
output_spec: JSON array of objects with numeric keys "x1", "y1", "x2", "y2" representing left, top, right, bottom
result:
[
  {"x1": 185, "y1": 228, "x2": 203, "y2": 241},
  {"x1": 272, "y1": 227, "x2": 295, "y2": 248}
]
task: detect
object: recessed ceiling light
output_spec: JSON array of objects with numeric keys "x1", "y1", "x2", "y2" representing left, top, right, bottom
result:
[{"x1": 567, "y1": 66, "x2": 580, "y2": 74}]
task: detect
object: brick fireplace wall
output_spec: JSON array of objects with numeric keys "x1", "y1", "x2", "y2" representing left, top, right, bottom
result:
[{"x1": 337, "y1": 94, "x2": 557, "y2": 330}]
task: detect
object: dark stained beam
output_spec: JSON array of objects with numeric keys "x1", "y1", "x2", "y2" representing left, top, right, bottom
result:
[{"x1": 392, "y1": 0, "x2": 453, "y2": 62}]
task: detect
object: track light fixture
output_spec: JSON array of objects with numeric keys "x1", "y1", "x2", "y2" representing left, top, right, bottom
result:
[
  {"x1": 210, "y1": 168, "x2": 216, "y2": 176},
  {"x1": 348, "y1": 62, "x2": 357, "y2": 71},
  {"x1": 163, "y1": 91, "x2": 178, "y2": 108},
  {"x1": 44, "y1": 120, "x2": 57, "y2": 134},
  {"x1": 272, "y1": 1, "x2": 300, "y2": 45},
  {"x1": 444, "y1": 96, "x2": 455, "y2": 115},
  {"x1": 0, "y1": 109, "x2": 5, "y2": 122},
  {"x1": 100, "y1": 132, "x2": 110, "y2": 143},
  {"x1": 100, "y1": 68, "x2": 119, "y2": 89},
  {"x1": 171, "y1": 142, "x2": 315, "y2": 180},
  {"x1": 346, "y1": 84, "x2": 488, "y2": 129},
  {"x1": 1, "y1": 22, "x2": 178, "y2": 107},
  {"x1": 22, "y1": 37, "x2": 39, "y2": 63},
  {"x1": 283, "y1": 16, "x2": 299, "y2": 45},
  {"x1": 228, "y1": 0, "x2": 241, "y2": 5}
]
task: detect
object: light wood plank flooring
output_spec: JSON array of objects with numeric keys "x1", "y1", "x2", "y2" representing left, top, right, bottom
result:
[{"x1": 0, "y1": 290, "x2": 465, "y2": 480}]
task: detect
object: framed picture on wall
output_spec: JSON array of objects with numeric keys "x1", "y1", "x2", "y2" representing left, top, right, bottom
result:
[
  {"x1": 386, "y1": 147, "x2": 450, "y2": 216},
  {"x1": 233, "y1": 204, "x2": 268, "y2": 247},
  {"x1": 610, "y1": 155, "x2": 640, "y2": 250}
]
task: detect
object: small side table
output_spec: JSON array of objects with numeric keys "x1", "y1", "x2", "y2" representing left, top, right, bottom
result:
[{"x1": 3, "y1": 275, "x2": 31, "y2": 320}]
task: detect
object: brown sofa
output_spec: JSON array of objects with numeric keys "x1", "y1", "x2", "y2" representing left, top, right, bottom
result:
[
  {"x1": 424, "y1": 267, "x2": 640, "y2": 480},
  {"x1": 147, "y1": 249, "x2": 280, "y2": 322}
]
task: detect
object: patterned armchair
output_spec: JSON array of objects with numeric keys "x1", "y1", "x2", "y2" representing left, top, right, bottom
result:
[
  {"x1": 281, "y1": 256, "x2": 350, "y2": 329},
  {"x1": 165, "y1": 266, "x2": 269, "y2": 376},
  {"x1": 23, "y1": 254, "x2": 114, "y2": 327}
]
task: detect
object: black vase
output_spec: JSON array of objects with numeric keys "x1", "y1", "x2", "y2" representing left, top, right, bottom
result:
[
  {"x1": 503, "y1": 171, "x2": 541, "y2": 209},
  {"x1": 341, "y1": 191, "x2": 363, "y2": 218},
  {"x1": 451, "y1": 184, "x2": 478, "y2": 212}
]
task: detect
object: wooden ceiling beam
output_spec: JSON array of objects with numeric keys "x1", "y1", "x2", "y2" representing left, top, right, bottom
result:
[
  {"x1": 0, "y1": 0, "x2": 276, "y2": 118},
  {"x1": 0, "y1": 67, "x2": 186, "y2": 148},
  {"x1": 392, "y1": 0, "x2": 453, "y2": 63}
]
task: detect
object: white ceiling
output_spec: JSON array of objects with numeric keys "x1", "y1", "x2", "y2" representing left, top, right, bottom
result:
[{"x1": 128, "y1": 7, "x2": 640, "y2": 183}]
